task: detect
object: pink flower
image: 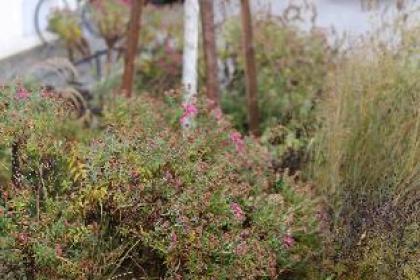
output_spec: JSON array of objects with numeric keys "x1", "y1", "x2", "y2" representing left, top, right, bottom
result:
[
  {"x1": 212, "y1": 107, "x2": 223, "y2": 121},
  {"x1": 283, "y1": 234, "x2": 295, "y2": 249},
  {"x1": 119, "y1": 0, "x2": 131, "y2": 6},
  {"x1": 230, "y1": 202, "x2": 245, "y2": 221},
  {"x1": 17, "y1": 233, "x2": 28, "y2": 244},
  {"x1": 41, "y1": 88, "x2": 54, "y2": 98},
  {"x1": 15, "y1": 87, "x2": 30, "y2": 100},
  {"x1": 171, "y1": 232, "x2": 177, "y2": 243},
  {"x1": 240, "y1": 229, "x2": 251, "y2": 239},
  {"x1": 230, "y1": 131, "x2": 245, "y2": 153},
  {"x1": 89, "y1": 0, "x2": 107, "y2": 9},
  {"x1": 180, "y1": 102, "x2": 198, "y2": 126},
  {"x1": 169, "y1": 231, "x2": 178, "y2": 249},
  {"x1": 55, "y1": 244, "x2": 63, "y2": 257},
  {"x1": 163, "y1": 171, "x2": 173, "y2": 181},
  {"x1": 235, "y1": 241, "x2": 249, "y2": 256}
]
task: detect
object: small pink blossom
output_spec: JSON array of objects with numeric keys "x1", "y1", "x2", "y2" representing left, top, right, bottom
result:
[
  {"x1": 283, "y1": 234, "x2": 295, "y2": 249},
  {"x1": 173, "y1": 177, "x2": 183, "y2": 189},
  {"x1": 230, "y1": 202, "x2": 245, "y2": 221},
  {"x1": 171, "y1": 232, "x2": 177, "y2": 243},
  {"x1": 235, "y1": 241, "x2": 249, "y2": 256},
  {"x1": 163, "y1": 171, "x2": 173, "y2": 181},
  {"x1": 17, "y1": 233, "x2": 28, "y2": 244},
  {"x1": 119, "y1": 0, "x2": 131, "y2": 6},
  {"x1": 89, "y1": 0, "x2": 102, "y2": 8},
  {"x1": 15, "y1": 87, "x2": 30, "y2": 100},
  {"x1": 180, "y1": 102, "x2": 198, "y2": 126},
  {"x1": 230, "y1": 131, "x2": 245, "y2": 153},
  {"x1": 41, "y1": 88, "x2": 54, "y2": 98},
  {"x1": 240, "y1": 229, "x2": 251, "y2": 239},
  {"x1": 55, "y1": 244, "x2": 63, "y2": 257},
  {"x1": 212, "y1": 107, "x2": 223, "y2": 121},
  {"x1": 164, "y1": 171, "x2": 182, "y2": 189},
  {"x1": 169, "y1": 231, "x2": 178, "y2": 249}
]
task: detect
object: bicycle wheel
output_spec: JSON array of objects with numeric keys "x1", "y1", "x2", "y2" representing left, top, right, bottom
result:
[{"x1": 34, "y1": 0, "x2": 72, "y2": 46}]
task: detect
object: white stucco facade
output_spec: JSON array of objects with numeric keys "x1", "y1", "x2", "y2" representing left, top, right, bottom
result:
[
  {"x1": 216, "y1": 0, "x2": 418, "y2": 40},
  {"x1": 0, "y1": 0, "x2": 76, "y2": 60},
  {"x1": 0, "y1": 0, "x2": 417, "y2": 60}
]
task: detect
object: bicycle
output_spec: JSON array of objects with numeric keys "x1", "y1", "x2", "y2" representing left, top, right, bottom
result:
[
  {"x1": 34, "y1": 0, "x2": 103, "y2": 47},
  {"x1": 35, "y1": 0, "x2": 129, "y2": 80},
  {"x1": 34, "y1": 0, "x2": 183, "y2": 80},
  {"x1": 35, "y1": 0, "x2": 184, "y2": 47}
]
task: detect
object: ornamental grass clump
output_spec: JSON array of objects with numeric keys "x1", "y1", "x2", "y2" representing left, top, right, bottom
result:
[
  {"x1": 0, "y1": 86, "x2": 319, "y2": 279},
  {"x1": 311, "y1": 37, "x2": 420, "y2": 279}
]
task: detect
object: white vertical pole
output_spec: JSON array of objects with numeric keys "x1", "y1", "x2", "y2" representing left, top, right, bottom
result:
[{"x1": 182, "y1": 0, "x2": 200, "y2": 128}]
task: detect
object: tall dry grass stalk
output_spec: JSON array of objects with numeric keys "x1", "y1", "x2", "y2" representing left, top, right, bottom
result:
[{"x1": 311, "y1": 25, "x2": 419, "y2": 277}]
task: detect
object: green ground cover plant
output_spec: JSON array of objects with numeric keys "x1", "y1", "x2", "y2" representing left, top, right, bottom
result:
[
  {"x1": 0, "y1": 86, "x2": 319, "y2": 279},
  {"x1": 1, "y1": 3, "x2": 419, "y2": 279},
  {"x1": 218, "y1": 16, "x2": 334, "y2": 173}
]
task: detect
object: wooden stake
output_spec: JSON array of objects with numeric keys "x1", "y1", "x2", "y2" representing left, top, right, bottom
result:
[
  {"x1": 240, "y1": 0, "x2": 260, "y2": 136},
  {"x1": 121, "y1": 0, "x2": 144, "y2": 98},
  {"x1": 200, "y1": 0, "x2": 220, "y2": 109}
]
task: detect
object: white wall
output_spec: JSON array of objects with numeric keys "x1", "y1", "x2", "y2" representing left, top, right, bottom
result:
[
  {"x1": 0, "y1": 0, "x2": 418, "y2": 60},
  {"x1": 215, "y1": 0, "x2": 419, "y2": 43},
  {"x1": 0, "y1": 0, "x2": 76, "y2": 60}
]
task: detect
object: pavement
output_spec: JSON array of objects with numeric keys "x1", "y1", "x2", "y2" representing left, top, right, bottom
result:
[{"x1": 0, "y1": 33, "x2": 112, "y2": 89}]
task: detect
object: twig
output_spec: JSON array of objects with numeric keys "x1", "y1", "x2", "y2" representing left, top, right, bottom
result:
[{"x1": 108, "y1": 240, "x2": 141, "y2": 279}]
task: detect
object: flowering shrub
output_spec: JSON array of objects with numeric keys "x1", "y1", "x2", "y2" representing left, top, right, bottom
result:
[
  {"x1": 221, "y1": 17, "x2": 332, "y2": 134},
  {"x1": 220, "y1": 16, "x2": 334, "y2": 173},
  {"x1": 0, "y1": 86, "x2": 319, "y2": 279}
]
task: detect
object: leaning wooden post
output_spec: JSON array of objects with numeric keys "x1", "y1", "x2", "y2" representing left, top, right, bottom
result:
[
  {"x1": 200, "y1": 0, "x2": 220, "y2": 109},
  {"x1": 240, "y1": 0, "x2": 260, "y2": 136},
  {"x1": 121, "y1": 0, "x2": 144, "y2": 98}
]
